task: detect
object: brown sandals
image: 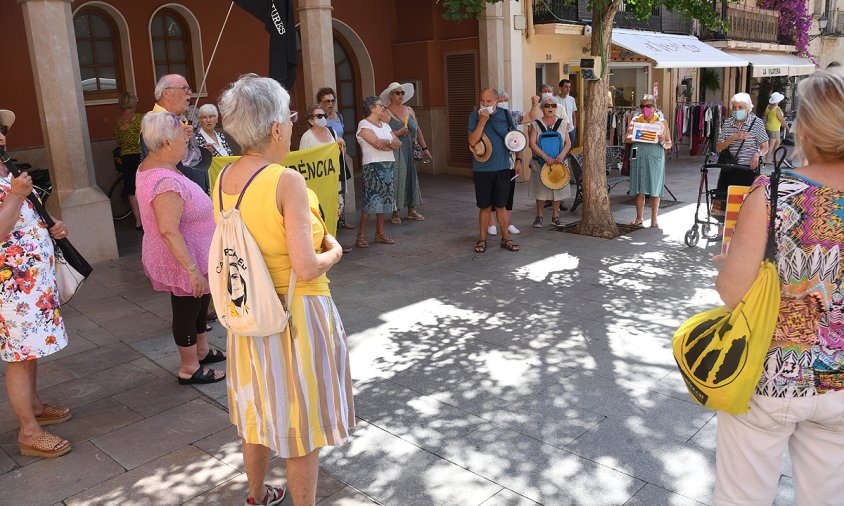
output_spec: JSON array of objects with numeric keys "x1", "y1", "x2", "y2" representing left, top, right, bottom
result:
[
  {"x1": 19, "y1": 431, "x2": 71, "y2": 458},
  {"x1": 501, "y1": 239, "x2": 520, "y2": 252},
  {"x1": 35, "y1": 404, "x2": 71, "y2": 426},
  {"x1": 375, "y1": 233, "x2": 395, "y2": 244},
  {"x1": 355, "y1": 236, "x2": 369, "y2": 248}
]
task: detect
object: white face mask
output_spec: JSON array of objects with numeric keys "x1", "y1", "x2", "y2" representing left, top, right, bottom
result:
[
  {"x1": 479, "y1": 105, "x2": 495, "y2": 114},
  {"x1": 498, "y1": 102, "x2": 509, "y2": 110},
  {"x1": 314, "y1": 117, "x2": 328, "y2": 128}
]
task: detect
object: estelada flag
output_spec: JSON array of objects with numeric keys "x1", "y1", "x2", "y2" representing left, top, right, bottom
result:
[{"x1": 234, "y1": 0, "x2": 297, "y2": 90}]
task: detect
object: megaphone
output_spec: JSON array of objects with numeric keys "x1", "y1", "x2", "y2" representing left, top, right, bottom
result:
[{"x1": 504, "y1": 130, "x2": 527, "y2": 152}]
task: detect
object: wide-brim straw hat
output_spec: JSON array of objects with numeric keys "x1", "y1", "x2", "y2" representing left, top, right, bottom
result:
[
  {"x1": 379, "y1": 82, "x2": 414, "y2": 105},
  {"x1": 769, "y1": 92, "x2": 785, "y2": 104},
  {"x1": 471, "y1": 133, "x2": 493, "y2": 163},
  {"x1": 0, "y1": 110, "x2": 15, "y2": 131},
  {"x1": 540, "y1": 161, "x2": 571, "y2": 190}
]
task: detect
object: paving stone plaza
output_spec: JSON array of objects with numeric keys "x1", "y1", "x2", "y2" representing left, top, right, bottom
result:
[{"x1": 0, "y1": 157, "x2": 797, "y2": 505}]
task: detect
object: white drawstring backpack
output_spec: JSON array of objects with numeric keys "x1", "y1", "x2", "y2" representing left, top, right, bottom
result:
[{"x1": 209, "y1": 164, "x2": 296, "y2": 337}]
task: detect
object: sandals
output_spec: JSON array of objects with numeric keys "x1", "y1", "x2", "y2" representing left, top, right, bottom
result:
[
  {"x1": 406, "y1": 212, "x2": 425, "y2": 221},
  {"x1": 355, "y1": 236, "x2": 369, "y2": 248},
  {"x1": 35, "y1": 404, "x2": 71, "y2": 426},
  {"x1": 501, "y1": 239, "x2": 520, "y2": 252},
  {"x1": 199, "y1": 349, "x2": 226, "y2": 365},
  {"x1": 390, "y1": 215, "x2": 402, "y2": 225},
  {"x1": 533, "y1": 217, "x2": 543, "y2": 228},
  {"x1": 19, "y1": 431, "x2": 71, "y2": 458},
  {"x1": 631, "y1": 219, "x2": 644, "y2": 226},
  {"x1": 551, "y1": 216, "x2": 561, "y2": 226},
  {"x1": 340, "y1": 222, "x2": 356, "y2": 229},
  {"x1": 375, "y1": 233, "x2": 395, "y2": 244},
  {"x1": 178, "y1": 367, "x2": 225, "y2": 385},
  {"x1": 474, "y1": 240, "x2": 487, "y2": 253},
  {"x1": 650, "y1": 221, "x2": 660, "y2": 229}
]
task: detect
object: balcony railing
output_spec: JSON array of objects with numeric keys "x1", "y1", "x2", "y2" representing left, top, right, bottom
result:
[
  {"x1": 699, "y1": 2, "x2": 780, "y2": 44},
  {"x1": 532, "y1": 0, "x2": 692, "y2": 35}
]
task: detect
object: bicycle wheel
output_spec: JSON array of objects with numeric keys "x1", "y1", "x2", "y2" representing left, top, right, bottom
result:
[{"x1": 106, "y1": 174, "x2": 133, "y2": 221}]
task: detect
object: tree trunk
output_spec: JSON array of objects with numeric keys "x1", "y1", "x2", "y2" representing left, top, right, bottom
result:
[{"x1": 574, "y1": 1, "x2": 622, "y2": 239}]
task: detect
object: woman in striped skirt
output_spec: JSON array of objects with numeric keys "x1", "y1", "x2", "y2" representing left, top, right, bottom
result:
[{"x1": 216, "y1": 74, "x2": 354, "y2": 506}]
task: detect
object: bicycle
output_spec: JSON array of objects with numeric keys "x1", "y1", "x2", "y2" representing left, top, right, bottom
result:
[{"x1": 106, "y1": 147, "x2": 133, "y2": 221}]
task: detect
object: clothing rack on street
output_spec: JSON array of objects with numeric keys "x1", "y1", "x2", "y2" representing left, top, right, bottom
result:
[{"x1": 673, "y1": 101, "x2": 722, "y2": 159}]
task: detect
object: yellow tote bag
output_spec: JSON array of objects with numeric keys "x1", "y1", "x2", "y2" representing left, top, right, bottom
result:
[
  {"x1": 673, "y1": 168, "x2": 782, "y2": 414},
  {"x1": 672, "y1": 260, "x2": 780, "y2": 414}
]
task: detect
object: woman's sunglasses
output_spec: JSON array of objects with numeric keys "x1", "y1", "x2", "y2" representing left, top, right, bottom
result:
[
  {"x1": 311, "y1": 113, "x2": 327, "y2": 119},
  {"x1": 392, "y1": 90, "x2": 406, "y2": 96},
  {"x1": 543, "y1": 103, "x2": 558, "y2": 109}
]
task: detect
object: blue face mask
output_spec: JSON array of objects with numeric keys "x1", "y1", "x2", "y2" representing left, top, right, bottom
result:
[{"x1": 732, "y1": 110, "x2": 748, "y2": 121}]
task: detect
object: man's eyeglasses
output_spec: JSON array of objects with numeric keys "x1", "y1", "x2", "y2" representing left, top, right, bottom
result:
[
  {"x1": 311, "y1": 113, "x2": 327, "y2": 119},
  {"x1": 289, "y1": 111, "x2": 299, "y2": 122},
  {"x1": 321, "y1": 98, "x2": 336, "y2": 104},
  {"x1": 392, "y1": 90, "x2": 405, "y2": 96},
  {"x1": 166, "y1": 85, "x2": 192, "y2": 93},
  {"x1": 543, "y1": 103, "x2": 558, "y2": 108}
]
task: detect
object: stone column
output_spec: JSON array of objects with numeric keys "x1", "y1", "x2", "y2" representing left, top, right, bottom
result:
[
  {"x1": 479, "y1": 2, "x2": 506, "y2": 91},
  {"x1": 298, "y1": 0, "x2": 335, "y2": 103},
  {"x1": 19, "y1": 0, "x2": 118, "y2": 263}
]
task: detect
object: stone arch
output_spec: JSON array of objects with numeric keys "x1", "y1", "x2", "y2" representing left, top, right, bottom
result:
[{"x1": 331, "y1": 19, "x2": 375, "y2": 97}]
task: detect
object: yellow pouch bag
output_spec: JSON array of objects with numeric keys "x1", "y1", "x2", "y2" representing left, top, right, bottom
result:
[
  {"x1": 673, "y1": 260, "x2": 780, "y2": 414},
  {"x1": 673, "y1": 167, "x2": 782, "y2": 415}
]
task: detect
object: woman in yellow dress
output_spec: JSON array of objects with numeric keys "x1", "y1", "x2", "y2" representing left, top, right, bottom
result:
[
  {"x1": 216, "y1": 74, "x2": 353, "y2": 506},
  {"x1": 765, "y1": 92, "x2": 786, "y2": 164}
]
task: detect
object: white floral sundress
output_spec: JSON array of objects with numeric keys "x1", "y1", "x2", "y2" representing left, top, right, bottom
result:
[{"x1": 0, "y1": 175, "x2": 66, "y2": 362}]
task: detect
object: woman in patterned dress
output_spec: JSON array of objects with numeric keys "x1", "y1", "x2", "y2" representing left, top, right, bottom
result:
[
  {"x1": 0, "y1": 112, "x2": 73, "y2": 458},
  {"x1": 714, "y1": 69, "x2": 844, "y2": 504},
  {"x1": 216, "y1": 74, "x2": 353, "y2": 506},
  {"x1": 381, "y1": 82, "x2": 430, "y2": 224},
  {"x1": 625, "y1": 94, "x2": 672, "y2": 228},
  {"x1": 113, "y1": 92, "x2": 144, "y2": 229},
  {"x1": 355, "y1": 96, "x2": 401, "y2": 248}
]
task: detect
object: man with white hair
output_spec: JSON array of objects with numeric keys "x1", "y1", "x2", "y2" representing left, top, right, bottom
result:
[{"x1": 141, "y1": 74, "x2": 209, "y2": 192}]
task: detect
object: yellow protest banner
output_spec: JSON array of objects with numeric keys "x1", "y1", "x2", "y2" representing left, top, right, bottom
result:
[{"x1": 209, "y1": 142, "x2": 341, "y2": 235}]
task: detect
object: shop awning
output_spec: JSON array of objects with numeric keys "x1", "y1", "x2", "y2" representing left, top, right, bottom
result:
[
  {"x1": 723, "y1": 50, "x2": 816, "y2": 78},
  {"x1": 612, "y1": 29, "x2": 749, "y2": 68}
]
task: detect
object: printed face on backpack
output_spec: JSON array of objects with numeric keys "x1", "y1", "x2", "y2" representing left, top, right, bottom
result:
[{"x1": 228, "y1": 264, "x2": 246, "y2": 305}]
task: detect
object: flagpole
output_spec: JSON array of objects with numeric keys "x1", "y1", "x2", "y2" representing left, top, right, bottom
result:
[{"x1": 193, "y1": 1, "x2": 235, "y2": 114}]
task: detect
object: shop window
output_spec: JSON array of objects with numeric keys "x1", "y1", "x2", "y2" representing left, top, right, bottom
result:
[
  {"x1": 151, "y1": 9, "x2": 195, "y2": 86},
  {"x1": 445, "y1": 52, "x2": 478, "y2": 167},
  {"x1": 73, "y1": 7, "x2": 123, "y2": 97}
]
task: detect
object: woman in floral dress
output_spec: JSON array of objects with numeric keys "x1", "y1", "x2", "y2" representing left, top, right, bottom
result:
[{"x1": 0, "y1": 112, "x2": 72, "y2": 459}]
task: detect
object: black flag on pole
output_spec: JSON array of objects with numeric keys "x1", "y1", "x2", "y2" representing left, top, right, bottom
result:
[{"x1": 233, "y1": 0, "x2": 297, "y2": 90}]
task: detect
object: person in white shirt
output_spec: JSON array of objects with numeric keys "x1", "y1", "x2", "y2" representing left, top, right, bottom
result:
[
  {"x1": 355, "y1": 96, "x2": 402, "y2": 247},
  {"x1": 195, "y1": 104, "x2": 233, "y2": 157},
  {"x1": 556, "y1": 79, "x2": 578, "y2": 147}
]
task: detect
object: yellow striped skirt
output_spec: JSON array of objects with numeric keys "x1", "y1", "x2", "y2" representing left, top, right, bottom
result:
[{"x1": 226, "y1": 295, "x2": 355, "y2": 458}]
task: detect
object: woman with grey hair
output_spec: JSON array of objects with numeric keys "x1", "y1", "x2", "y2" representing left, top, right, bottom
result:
[
  {"x1": 714, "y1": 92, "x2": 769, "y2": 219},
  {"x1": 625, "y1": 94, "x2": 672, "y2": 228},
  {"x1": 194, "y1": 103, "x2": 233, "y2": 157},
  {"x1": 355, "y1": 95, "x2": 401, "y2": 247},
  {"x1": 215, "y1": 74, "x2": 352, "y2": 506},
  {"x1": 136, "y1": 112, "x2": 225, "y2": 387}
]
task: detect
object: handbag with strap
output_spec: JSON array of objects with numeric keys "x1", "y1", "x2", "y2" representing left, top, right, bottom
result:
[
  {"x1": 717, "y1": 116, "x2": 755, "y2": 166},
  {"x1": 0, "y1": 148, "x2": 91, "y2": 304},
  {"x1": 672, "y1": 163, "x2": 781, "y2": 414},
  {"x1": 209, "y1": 164, "x2": 297, "y2": 337}
]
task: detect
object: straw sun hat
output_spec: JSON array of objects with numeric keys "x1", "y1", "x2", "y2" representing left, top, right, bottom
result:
[{"x1": 540, "y1": 161, "x2": 571, "y2": 190}]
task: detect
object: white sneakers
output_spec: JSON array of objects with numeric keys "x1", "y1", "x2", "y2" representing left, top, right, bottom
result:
[{"x1": 488, "y1": 225, "x2": 520, "y2": 235}]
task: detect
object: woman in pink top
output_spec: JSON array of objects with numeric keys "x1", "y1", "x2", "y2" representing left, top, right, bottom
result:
[{"x1": 136, "y1": 112, "x2": 225, "y2": 385}]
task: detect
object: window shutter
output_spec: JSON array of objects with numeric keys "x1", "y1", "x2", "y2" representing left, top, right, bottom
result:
[{"x1": 445, "y1": 52, "x2": 478, "y2": 167}]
